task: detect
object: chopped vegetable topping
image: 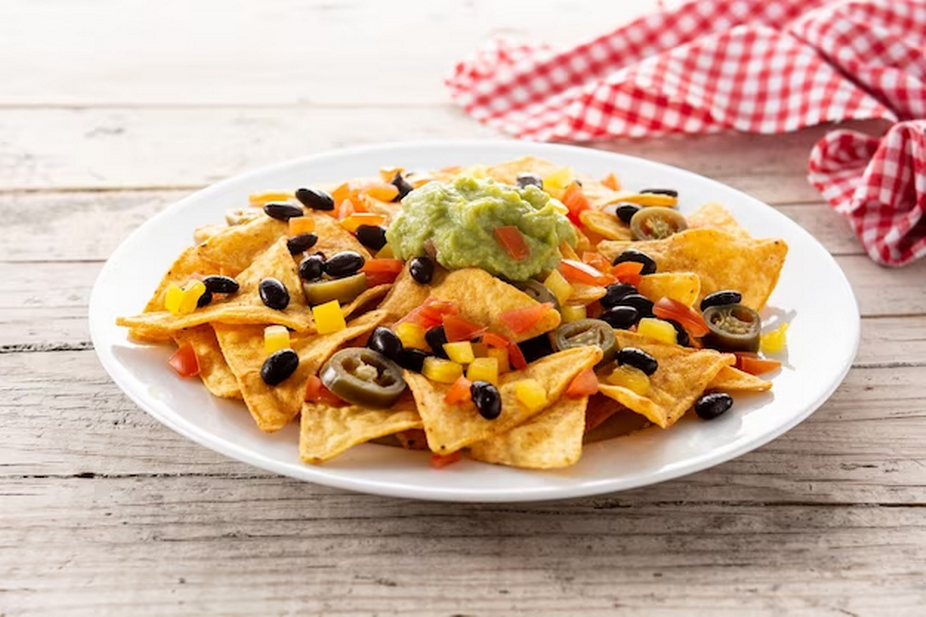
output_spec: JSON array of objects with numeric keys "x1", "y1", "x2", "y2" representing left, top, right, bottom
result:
[
  {"x1": 653, "y1": 297, "x2": 710, "y2": 337},
  {"x1": 466, "y1": 357, "x2": 499, "y2": 385},
  {"x1": 760, "y1": 322, "x2": 789, "y2": 354},
  {"x1": 558, "y1": 259, "x2": 612, "y2": 286},
  {"x1": 566, "y1": 368, "x2": 598, "y2": 398},
  {"x1": 340, "y1": 213, "x2": 387, "y2": 232},
  {"x1": 288, "y1": 216, "x2": 316, "y2": 236},
  {"x1": 560, "y1": 304, "x2": 587, "y2": 323},
  {"x1": 312, "y1": 299, "x2": 346, "y2": 334},
  {"x1": 486, "y1": 347, "x2": 511, "y2": 373},
  {"x1": 443, "y1": 341, "x2": 476, "y2": 365},
  {"x1": 442, "y1": 314, "x2": 487, "y2": 342},
  {"x1": 167, "y1": 342, "x2": 200, "y2": 377},
  {"x1": 601, "y1": 173, "x2": 621, "y2": 191},
  {"x1": 430, "y1": 451, "x2": 462, "y2": 469},
  {"x1": 498, "y1": 302, "x2": 554, "y2": 335},
  {"x1": 494, "y1": 226, "x2": 531, "y2": 261},
  {"x1": 543, "y1": 269, "x2": 573, "y2": 305},
  {"x1": 249, "y1": 191, "x2": 292, "y2": 207},
  {"x1": 636, "y1": 317, "x2": 678, "y2": 345},
  {"x1": 422, "y1": 357, "x2": 464, "y2": 384},
  {"x1": 444, "y1": 375, "x2": 473, "y2": 405},
  {"x1": 514, "y1": 379, "x2": 548, "y2": 412},
  {"x1": 395, "y1": 322, "x2": 428, "y2": 350},
  {"x1": 264, "y1": 325, "x2": 291, "y2": 355},
  {"x1": 604, "y1": 364, "x2": 651, "y2": 395}
]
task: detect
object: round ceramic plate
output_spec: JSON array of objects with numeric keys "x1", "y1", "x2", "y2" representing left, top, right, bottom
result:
[{"x1": 89, "y1": 141, "x2": 859, "y2": 502}]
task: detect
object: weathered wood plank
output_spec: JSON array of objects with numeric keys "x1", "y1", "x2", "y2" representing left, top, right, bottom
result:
[
  {"x1": 0, "y1": 108, "x2": 883, "y2": 203},
  {"x1": 2, "y1": 349, "x2": 925, "y2": 508}
]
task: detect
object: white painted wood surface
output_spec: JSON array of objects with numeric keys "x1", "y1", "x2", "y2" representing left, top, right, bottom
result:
[{"x1": 1, "y1": 1, "x2": 924, "y2": 615}]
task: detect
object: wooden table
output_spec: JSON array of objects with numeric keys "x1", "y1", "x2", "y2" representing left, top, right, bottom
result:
[{"x1": 3, "y1": 2, "x2": 925, "y2": 615}]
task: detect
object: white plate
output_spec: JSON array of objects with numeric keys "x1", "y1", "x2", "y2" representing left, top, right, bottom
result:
[{"x1": 89, "y1": 141, "x2": 859, "y2": 502}]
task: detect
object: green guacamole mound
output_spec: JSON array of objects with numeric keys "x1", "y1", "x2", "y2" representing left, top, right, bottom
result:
[{"x1": 386, "y1": 176, "x2": 576, "y2": 282}]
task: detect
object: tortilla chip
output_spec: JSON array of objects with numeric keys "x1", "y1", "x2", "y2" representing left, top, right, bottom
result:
[
  {"x1": 405, "y1": 346, "x2": 602, "y2": 453},
  {"x1": 708, "y1": 366, "x2": 773, "y2": 392},
  {"x1": 687, "y1": 202, "x2": 751, "y2": 238},
  {"x1": 342, "y1": 284, "x2": 392, "y2": 320},
  {"x1": 584, "y1": 393, "x2": 627, "y2": 433},
  {"x1": 469, "y1": 396, "x2": 588, "y2": 469},
  {"x1": 117, "y1": 238, "x2": 314, "y2": 339},
  {"x1": 299, "y1": 393, "x2": 423, "y2": 464},
  {"x1": 378, "y1": 263, "x2": 436, "y2": 322},
  {"x1": 579, "y1": 209, "x2": 632, "y2": 242},
  {"x1": 309, "y1": 210, "x2": 372, "y2": 260},
  {"x1": 430, "y1": 268, "x2": 561, "y2": 342},
  {"x1": 395, "y1": 429, "x2": 430, "y2": 450},
  {"x1": 193, "y1": 223, "x2": 227, "y2": 245},
  {"x1": 172, "y1": 325, "x2": 241, "y2": 399},
  {"x1": 597, "y1": 229, "x2": 787, "y2": 310},
  {"x1": 636, "y1": 272, "x2": 701, "y2": 307},
  {"x1": 566, "y1": 283, "x2": 608, "y2": 306},
  {"x1": 198, "y1": 214, "x2": 288, "y2": 275},
  {"x1": 214, "y1": 310, "x2": 386, "y2": 432},
  {"x1": 484, "y1": 156, "x2": 627, "y2": 209},
  {"x1": 142, "y1": 247, "x2": 217, "y2": 314},
  {"x1": 597, "y1": 331, "x2": 735, "y2": 428}
]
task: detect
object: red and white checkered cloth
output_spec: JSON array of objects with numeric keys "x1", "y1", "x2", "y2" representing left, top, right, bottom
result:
[{"x1": 447, "y1": 0, "x2": 926, "y2": 265}]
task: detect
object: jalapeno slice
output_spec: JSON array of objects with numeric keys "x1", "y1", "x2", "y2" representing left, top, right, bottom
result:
[
  {"x1": 302, "y1": 273, "x2": 368, "y2": 306},
  {"x1": 514, "y1": 279, "x2": 560, "y2": 310},
  {"x1": 702, "y1": 303, "x2": 761, "y2": 352},
  {"x1": 630, "y1": 207, "x2": 688, "y2": 241},
  {"x1": 553, "y1": 319, "x2": 616, "y2": 365},
  {"x1": 319, "y1": 348, "x2": 406, "y2": 408}
]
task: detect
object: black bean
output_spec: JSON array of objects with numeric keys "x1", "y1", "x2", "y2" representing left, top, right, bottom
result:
[
  {"x1": 259, "y1": 278, "x2": 290, "y2": 310},
  {"x1": 615, "y1": 203, "x2": 641, "y2": 225},
  {"x1": 695, "y1": 392, "x2": 733, "y2": 420},
  {"x1": 368, "y1": 327, "x2": 403, "y2": 361},
  {"x1": 196, "y1": 288, "x2": 213, "y2": 307},
  {"x1": 355, "y1": 225, "x2": 388, "y2": 251},
  {"x1": 640, "y1": 188, "x2": 679, "y2": 197},
  {"x1": 612, "y1": 249, "x2": 657, "y2": 275},
  {"x1": 700, "y1": 290, "x2": 743, "y2": 312},
  {"x1": 287, "y1": 232, "x2": 318, "y2": 255},
  {"x1": 390, "y1": 172, "x2": 415, "y2": 202},
  {"x1": 516, "y1": 173, "x2": 543, "y2": 190},
  {"x1": 599, "y1": 306, "x2": 640, "y2": 330},
  {"x1": 665, "y1": 318, "x2": 690, "y2": 347},
  {"x1": 260, "y1": 349, "x2": 299, "y2": 385},
  {"x1": 613, "y1": 293, "x2": 654, "y2": 317},
  {"x1": 202, "y1": 275, "x2": 239, "y2": 294},
  {"x1": 299, "y1": 254, "x2": 325, "y2": 281},
  {"x1": 425, "y1": 326, "x2": 449, "y2": 358},
  {"x1": 263, "y1": 201, "x2": 304, "y2": 221},
  {"x1": 324, "y1": 251, "x2": 365, "y2": 278},
  {"x1": 617, "y1": 347, "x2": 658, "y2": 376},
  {"x1": 471, "y1": 381, "x2": 501, "y2": 420},
  {"x1": 600, "y1": 282, "x2": 638, "y2": 309},
  {"x1": 295, "y1": 187, "x2": 335, "y2": 211},
  {"x1": 409, "y1": 256, "x2": 435, "y2": 284},
  {"x1": 397, "y1": 348, "x2": 429, "y2": 373},
  {"x1": 517, "y1": 333, "x2": 555, "y2": 364}
]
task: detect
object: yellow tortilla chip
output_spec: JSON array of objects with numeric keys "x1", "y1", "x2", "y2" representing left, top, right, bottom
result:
[
  {"x1": 341, "y1": 284, "x2": 392, "y2": 320},
  {"x1": 469, "y1": 396, "x2": 588, "y2": 469},
  {"x1": 378, "y1": 263, "x2": 435, "y2": 322},
  {"x1": 214, "y1": 310, "x2": 386, "y2": 432},
  {"x1": 597, "y1": 331, "x2": 735, "y2": 428},
  {"x1": 708, "y1": 366, "x2": 772, "y2": 392},
  {"x1": 597, "y1": 229, "x2": 787, "y2": 310},
  {"x1": 687, "y1": 202, "x2": 751, "y2": 238},
  {"x1": 483, "y1": 156, "x2": 626, "y2": 210},
  {"x1": 299, "y1": 393, "x2": 423, "y2": 464},
  {"x1": 198, "y1": 214, "x2": 288, "y2": 275},
  {"x1": 579, "y1": 209, "x2": 632, "y2": 242},
  {"x1": 636, "y1": 272, "x2": 701, "y2": 307},
  {"x1": 172, "y1": 325, "x2": 241, "y2": 399},
  {"x1": 566, "y1": 283, "x2": 607, "y2": 306},
  {"x1": 193, "y1": 223, "x2": 227, "y2": 245},
  {"x1": 117, "y1": 239, "x2": 314, "y2": 339},
  {"x1": 584, "y1": 393, "x2": 627, "y2": 433},
  {"x1": 430, "y1": 268, "x2": 561, "y2": 342},
  {"x1": 309, "y1": 210, "x2": 372, "y2": 259},
  {"x1": 405, "y1": 346, "x2": 602, "y2": 454}
]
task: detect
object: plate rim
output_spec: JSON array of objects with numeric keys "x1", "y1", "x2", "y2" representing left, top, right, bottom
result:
[{"x1": 88, "y1": 139, "x2": 860, "y2": 502}]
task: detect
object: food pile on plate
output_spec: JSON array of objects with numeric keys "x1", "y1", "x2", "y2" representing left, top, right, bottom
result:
[{"x1": 117, "y1": 156, "x2": 788, "y2": 469}]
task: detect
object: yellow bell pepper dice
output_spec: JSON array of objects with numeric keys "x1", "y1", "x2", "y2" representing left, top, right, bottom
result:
[
  {"x1": 264, "y1": 325, "x2": 291, "y2": 355},
  {"x1": 605, "y1": 365, "x2": 651, "y2": 396},
  {"x1": 543, "y1": 270, "x2": 573, "y2": 305},
  {"x1": 761, "y1": 322, "x2": 789, "y2": 354},
  {"x1": 514, "y1": 379, "x2": 548, "y2": 412},
  {"x1": 560, "y1": 305, "x2": 587, "y2": 323},
  {"x1": 486, "y1": 347, "x2": 510, "y2": 374},
  {"x1": 466, "y1": 357, "x2": 499, "y2": 386},
  {"x1": 312, "y1": 300, "x2": 346, "y2": 334},
  {"x1": 395, "y1": 322, "x2": 428, "y2": 350},
  {"x1": 443, "y1": 341, "x2": 475, "y2": 365},
  {"x1": 636, "y1": 317, "x2": 678, "y2": 346},
  {"x1": 177, "y1": 280, "x2": 207, "y2": 315},
  {"x1": 422, "y1": 357, "x2": 464, "y2": 384},
  {"x1": 164, "y1": 283, "x2": 184, "y2": 315}
]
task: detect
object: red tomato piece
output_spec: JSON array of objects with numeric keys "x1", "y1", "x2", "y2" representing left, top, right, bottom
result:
[
  {"x1": 736, "y1": 354, "x2": 782, "y2": 375},
  {"x1": 558, "y1": 259, "x2": 611, "y2": 286},
  {"x1": 653, "y1": 297, "x2": 710, "y2": 337},
  {"x1": 430, "y1": 451, "x2": 462, "y2": 469},
  {"x1": 507, "y1": 341, "x2": 528, "y2": 370},
  {"x1": 364, "y1": 271, "x2": 399, "y2": 287},
  {"x1": 601, "y1": 172, "x2": 620, "y2": 191},
  {"x1": 168, "y1": 342, "x2": 200, "y2": 378},
  {"x1": 361, "y1": 259, "x2": 403, "y2": 285},
  {"x1": 582, "y1": 251, "x2": 611, "y2": 273},
  {"x1": 442, "y1": 314, "x2": 487, "y2": 342},
  {"x1": 494, "y1": 226, "x2": 531, "y2": 261},
  {"x1": 482, "y1": 332, "x2": 510, "y2": 349},
  {"x1": 400, "y1": 298, "x2": 460, "y2": 329},
  {"x1": 305, "y1": 375, "x2": 345, "y2": 406},
  {"x1": 498, "y1": 302, "x2": 554, "y2": 335},
  {"x1": 566, "y1": 368, "x2": 598, "y2": 398},
  {"x1": 612, "y1": 261, "x2": 644, "y2": 286},
  {"x1": 444, "y1": 376, "x2": 473, "y2": 405},
  {"x1": 561, "y1": 182, "x2": 590, "y2": 225}
]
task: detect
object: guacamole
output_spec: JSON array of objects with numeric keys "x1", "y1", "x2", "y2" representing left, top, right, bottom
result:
[{"x1": 386, "y1": 176, "x2": 576, "y2": 281}]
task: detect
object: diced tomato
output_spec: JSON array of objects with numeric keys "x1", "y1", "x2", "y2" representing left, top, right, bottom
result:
[
  {"x1": 363, "y1": 271, "x2": 396, "y2": 287},
  {"x1": 601, "y1": 172, "x2": 621, "y2": 191},
  {"x1": 400, "y1": 297, "x2": 460, "y2": 329},
  {"x1": 444, "y1": 375, "x2": 473, "y2": 405},
  {"x1": 494, "y1": 226, "x2": 531, "y2": 261},
  {"x1": 498, "y1": 302, "x2": 554, "y2": 335},
  {"x1": 361, "y1": 258, "x2": 403, "y2": 286},
  {"x1": 168, "y1": 343, "x2": 200, "y2": 378},
  {"x1": 561, "y1": 182, "x2": 590, "y2": 225},
  {"x1": 582, "y1": 251, "x2": 611, "y2": 273},
  {"x1": 653, "y1": 297, "x2": 710, "y2": 337},
  {"x1": 566, "y1": 368, "x2": 599, "y2": 398},
  {"x1": 305, "y1": 375, "x2": 345, "y2": 406},
  {"x1": 612, "y1": 261, "x2": 644, "y2": 286},
  {"x1": 558, "y1": 259, "x2": 612, "y2": 286},
  {"x1": 430, "y1": 451, "x2": 462, "y2": 469},
  {"x1": 442, "y1": 314, "x2": 487, "y2": 342},
  {"x1": 735, "y1": 354, "x2": 782, "y2": 375},
  {"x1": 507, "y1": 341, "x2": 528, "y2": 370},
  {"x1": 482, "y1": 332, "x2": 510, "y2": 349}
]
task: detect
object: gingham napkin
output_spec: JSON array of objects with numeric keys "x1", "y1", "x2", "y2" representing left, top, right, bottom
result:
[{"x1": 447, "y1": 0, "x2": 926, "y2": 266}]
